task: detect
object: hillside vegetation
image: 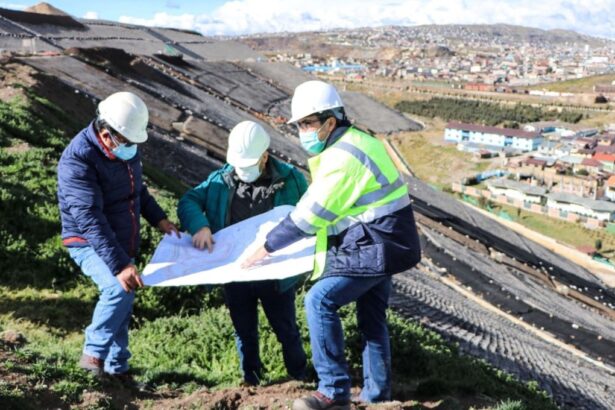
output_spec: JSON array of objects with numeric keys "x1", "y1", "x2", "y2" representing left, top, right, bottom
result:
[{"x1": 395, "y1": 97, "x2": 584, "y2": 126}]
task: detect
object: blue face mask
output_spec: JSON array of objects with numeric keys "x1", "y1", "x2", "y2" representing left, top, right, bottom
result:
[
  {"x1": 299, "y1": 123, "x2": 327, "y2": 155},
  {"x1": 109, "y1": 131, "x2": 138, "y2": 160},
  {"x1": 112, "y1": 144, "x2": 137, "y2": 160}
]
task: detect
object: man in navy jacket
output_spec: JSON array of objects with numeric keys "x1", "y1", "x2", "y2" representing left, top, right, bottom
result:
[{"x1": 57, "y1": 92, "x2": 179, "y2": 378}]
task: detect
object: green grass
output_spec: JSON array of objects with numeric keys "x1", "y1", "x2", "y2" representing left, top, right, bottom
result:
[
  {"x1": 492, "y1": 203, "x2": 615, "y2": 254},
  {"x1": 391, "y1": 133, "x2": 492, "y2": 189},
  {"x1": 491, "y1": 400, "x2": 526, "y2": 410},
  {"x1": 0, "y1": 289, "x2": 557, "y2": 409},
  {"x1": 0, "y1": 85, "x2": 559, "y2": 409}
]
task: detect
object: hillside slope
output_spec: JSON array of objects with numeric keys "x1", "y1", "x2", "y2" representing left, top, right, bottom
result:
[{"x1": 0, "y1": 61, "x2": 557, "y2": 410}]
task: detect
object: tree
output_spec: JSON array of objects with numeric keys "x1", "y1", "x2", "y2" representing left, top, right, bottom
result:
[{"x1": 595, "y1": 239, "x2": 603, "y2": 252}]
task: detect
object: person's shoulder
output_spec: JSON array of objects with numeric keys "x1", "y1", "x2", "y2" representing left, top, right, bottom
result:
[
  {"x1": 194, "y1": 164, "x2": 232, "y2": 186},
  {"x1": 61, "y1": 128, "x2": 96, "y2": 162},
  {"x1": 212, "y1": 164, "x2": 233, "y2": 179},
  {"x1": 275, "y1": 160, "x2": 306, "y2": 188},
  {"x1": 287, "y1": 165, "x2": 305, "y2": 180},
  {"x1": 271, "y1": 157, "x2": 295, "y2": 174},
  {"x1": 344, "y1": 126, "x2": 374, "y2": 139}
]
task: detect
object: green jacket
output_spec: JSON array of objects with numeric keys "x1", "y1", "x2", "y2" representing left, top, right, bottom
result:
[{"x1": 177, "y1": 158, "x2": 308, "y2": 291}]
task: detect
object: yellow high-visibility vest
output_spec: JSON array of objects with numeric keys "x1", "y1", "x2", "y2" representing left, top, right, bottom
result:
[{"x1": 289, "y1": 127, "x2": 410, "y2": 279}]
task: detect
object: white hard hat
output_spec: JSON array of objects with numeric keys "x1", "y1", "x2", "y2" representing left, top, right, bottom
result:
[
  {"x1": 227, "y1": 121, "x2": 270, "y2": 167},
  {"x1": 287, "y1": 80, "x2": 344, "y2": 124},
  {"x1": 98, "y1": 92, "x2": 149, "y2": 143}
]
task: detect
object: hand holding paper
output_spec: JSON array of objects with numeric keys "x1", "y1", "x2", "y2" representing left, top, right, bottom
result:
[
  {"x1": 241, "y1": 245, "x2": 270, "y2": 269},
  {"x1": 142, "y1": 206, "x2": 315, "y2": 286}
]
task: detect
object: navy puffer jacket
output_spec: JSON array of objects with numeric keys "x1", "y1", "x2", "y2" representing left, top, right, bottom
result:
[{"x1": 57, "y1": 122, "x2": 166, "y2": 275}]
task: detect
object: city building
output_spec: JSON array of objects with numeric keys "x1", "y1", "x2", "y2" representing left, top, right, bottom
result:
[
  {"x1": 605, "y1": 176, "x2": 615, "y2": 201},
  {"x1": 487, "y1": 178, "x2": 546, "y2": 203},
  {"x1": 547, "y1": 192, "x2": 615, "y2": 221},
  {"x1": 445, "y1": 121, "x2": 543, "y2": 152}
]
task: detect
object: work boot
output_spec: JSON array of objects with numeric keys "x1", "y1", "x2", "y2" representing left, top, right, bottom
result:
[
  {"x1": 78, "y1": 354, "x2": 104, "y2": 377},
  {"x1": 292, "y1": 392, "x2": 350, "y2": 410}
]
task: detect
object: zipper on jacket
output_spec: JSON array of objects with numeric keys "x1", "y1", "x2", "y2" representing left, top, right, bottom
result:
[{"x1": 126, "y1": 163, "x2": 137, "y2": 257}]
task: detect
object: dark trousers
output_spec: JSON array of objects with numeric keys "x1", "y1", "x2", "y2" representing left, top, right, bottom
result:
[{"x1": 224, "y1": 280, "x2": 307, "y2": 384}]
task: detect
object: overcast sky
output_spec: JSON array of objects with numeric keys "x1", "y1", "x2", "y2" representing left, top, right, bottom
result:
[{"x1": 2, "y1": 0, "x2": 614, "y2": 39}]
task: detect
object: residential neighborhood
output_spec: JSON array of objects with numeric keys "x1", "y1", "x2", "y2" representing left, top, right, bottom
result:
[
  {"x1": 242, "y1": 25, "x2": 615, "y2": 95},
  {"x1": 450, "y1": 119, "x2": 615, "y2": 225}
]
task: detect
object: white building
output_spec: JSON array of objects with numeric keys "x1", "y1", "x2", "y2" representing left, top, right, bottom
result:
[
  {"x1": 537, "y1": 140, "x2": 574, "y2": 158},
  {"x1": 487, "y1": 178, "x2": 546, "y2": 204},
  {"x1": 523, "y1": 121, "x2": 597, "y2": 139},
  {"x1": 445, "y1": 121, "x2": 543, "y2": 152},
  {"x1": 547, "y1": 192, "x2": 615, "y2": 222}
]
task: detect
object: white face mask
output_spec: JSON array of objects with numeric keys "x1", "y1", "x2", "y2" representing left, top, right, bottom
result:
[{"x1": 235, "y1": 163, "x2": 261, "y2": 183}]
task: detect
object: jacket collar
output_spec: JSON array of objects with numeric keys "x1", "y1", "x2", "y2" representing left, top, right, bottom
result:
[
  {"x1": 324, "y1": 125, "x2": 349, "y2": 150},
  {"x1": 85, "y1": 121, "x2": 116, "y2": 160}
]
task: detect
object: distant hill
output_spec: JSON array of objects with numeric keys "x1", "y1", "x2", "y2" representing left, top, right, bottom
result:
[
  {"x1": 24, "y1": 2, "x2": 69, "y2": 16},
  {"x1": 410, "y1": 23, "x2": 611, "y2": 46},
  {"x1": 238, "y1": 23, "x2": 613, "y2": 58}
]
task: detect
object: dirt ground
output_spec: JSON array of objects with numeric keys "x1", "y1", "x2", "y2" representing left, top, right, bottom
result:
[
  {"x1": 0, "y1": 62, "x2": 37, "y2": 101},
  {"x1": 138, "y1": 382, "x2": 413, "y2": 410}
]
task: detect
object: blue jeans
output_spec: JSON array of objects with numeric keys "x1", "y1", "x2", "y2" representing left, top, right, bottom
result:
[
  {"x1": 224, "y1": 280, "x2": 307, "y2": 385},
  {"x1": 69, "y1": 246, "x2": 134, "y2": 374},
  {"x1": 305, "y1": 275, "x2": 392, "y2": 403}
]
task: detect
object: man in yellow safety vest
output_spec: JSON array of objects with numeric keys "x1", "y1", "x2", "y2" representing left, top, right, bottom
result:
[{"x1": 244, "y1": 81, "x2": 421, "y2": 410}]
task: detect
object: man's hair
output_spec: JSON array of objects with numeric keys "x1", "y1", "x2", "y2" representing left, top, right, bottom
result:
[
  {"x1": 317, "y1": 107, "x2": 348, "y2": 122},
  {"x1": 318, "y1": 107, "x2": 348, "y2": 125},
  {"x1": 94, "y1": 116, "x2": 116, "y2": 135}
]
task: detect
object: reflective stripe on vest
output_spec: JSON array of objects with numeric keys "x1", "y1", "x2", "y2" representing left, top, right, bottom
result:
[
  {"x1": 290, "y1": 199, "x2": 339, "y2": 234},
  {"x1": 333, "y1": 141, "x2": 405, "y2": 206},
  {"x1": 291, "y1": 133, "x2": 406, "y2": 236},
  {"x1": 313, "y1": 194, "x2": 410, "y2": 279},
  {"x1": 355, "y1": 176, "x2": 405, "y2": 207},
  {"x1": 303, "y1": 127, "x2": 409, "y2": 280},
  {"x1": 326, "y1": 194, "x2": 410, "y2": 236}
]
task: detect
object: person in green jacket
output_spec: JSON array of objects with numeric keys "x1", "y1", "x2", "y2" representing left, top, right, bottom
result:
[{"x1": 177, "y1": 120, "x2": 308, "y2": 385}]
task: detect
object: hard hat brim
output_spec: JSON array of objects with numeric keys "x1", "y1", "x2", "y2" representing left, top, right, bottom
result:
[
  {"x1": 287, "y1": 105, "x2": 343, "y2": 124},
  {"x1": 287, "y1": 114, "x2": 301, "y2": 125},
  {"x1": 126, "y1": 129, "x2": 148, "y2": 144}
]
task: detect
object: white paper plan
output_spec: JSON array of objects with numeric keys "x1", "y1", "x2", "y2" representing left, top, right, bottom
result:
[{"x1": 142, "y1": 205, "x2": 315, "y2": 286}]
